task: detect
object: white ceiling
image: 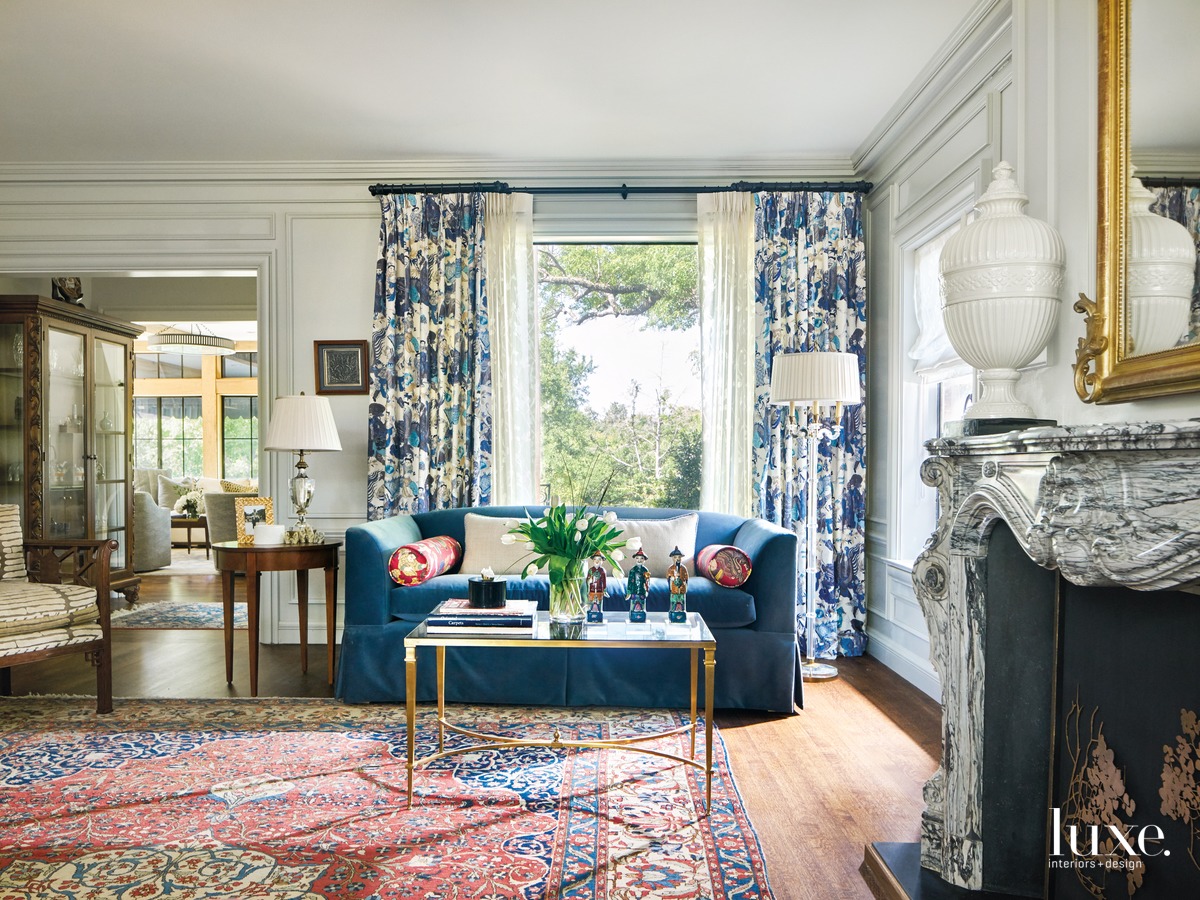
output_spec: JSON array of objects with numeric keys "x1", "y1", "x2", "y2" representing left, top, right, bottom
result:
[{"x1": 0, "y1": 0, "x2": 976, "y2": 166}]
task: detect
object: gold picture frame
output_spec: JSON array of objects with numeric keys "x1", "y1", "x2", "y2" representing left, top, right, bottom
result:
[
  {"x1": 1073, "y1": 0, "x2": 1200, "y2": 403},
  {"x1": 234, "y1": 497, "x2": 274, "y2": 544}
]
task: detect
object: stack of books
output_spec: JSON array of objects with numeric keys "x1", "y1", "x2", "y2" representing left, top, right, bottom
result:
[{"x1": 425, "y1": 598, "x2": 537, "y2": 636}]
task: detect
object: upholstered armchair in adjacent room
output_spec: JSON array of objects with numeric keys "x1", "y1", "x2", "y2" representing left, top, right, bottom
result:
[
  {"x1": 0, "y1": 504, "x2": 117, "y2": 713},
  {"x1": 203, "y1": 491, "x2": 256, "y2": 564},
  {"x1": 132, "y1": 490, "x2": 172, "y2": 572}
]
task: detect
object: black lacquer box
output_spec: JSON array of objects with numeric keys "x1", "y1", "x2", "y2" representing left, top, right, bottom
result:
[{"x1": 467, "y1": 576, "x2": 507, "y2": 608}]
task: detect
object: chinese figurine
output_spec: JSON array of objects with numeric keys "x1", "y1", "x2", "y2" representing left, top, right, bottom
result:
[
  {"x1": 667, "y1": 545, "x2": 688, "y2": 623},
  {"x1": 586, "y1": 552, "x2": 606, "y2": 623},
  {"x1": 626, "y1": 547, "x2": 649, "y2": 623}
]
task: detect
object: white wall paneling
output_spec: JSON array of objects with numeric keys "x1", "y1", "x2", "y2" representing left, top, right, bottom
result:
[
  {"x1": 873, "y1": 562, "x2": 941, "y2": 700},
  {"x1": 281, "y1": 213, "x2": 377, "y2": 542},
  {"x1": 862, "y1": 0, "x2": 1013, "y2": 694}
]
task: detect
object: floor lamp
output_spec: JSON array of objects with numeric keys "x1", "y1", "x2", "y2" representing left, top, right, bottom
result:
[{"x1": 769, "y1": 350, "x2": 862, "y2": 682}]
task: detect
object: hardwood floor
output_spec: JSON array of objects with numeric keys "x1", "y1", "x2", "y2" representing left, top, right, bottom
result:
[{"x1": 6, "y1": 568, "x2": 942, "y2": 900}]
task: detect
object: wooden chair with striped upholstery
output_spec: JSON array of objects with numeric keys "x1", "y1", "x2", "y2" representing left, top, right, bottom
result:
[{"x1": 0, "y1": 504, "x2": 117, "y2": 713}]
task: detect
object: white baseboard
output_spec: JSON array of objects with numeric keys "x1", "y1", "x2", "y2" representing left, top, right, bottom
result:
[
  {"x1": 272, "y1": 623, "x2": 341, "y2": 646},
  {"x1": 867, "y1": 632, "x2": 941, "y2": 702}
]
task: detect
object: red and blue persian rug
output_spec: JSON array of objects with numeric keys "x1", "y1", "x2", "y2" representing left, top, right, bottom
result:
[{"x1": 0, "y1": 698, "x2": 773, "y2": 898}]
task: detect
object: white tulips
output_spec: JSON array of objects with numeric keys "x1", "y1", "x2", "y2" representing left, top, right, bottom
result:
[
  {"x1": 603, "y1": 511, "x2": 618, "y2": 525},
  {"x1": 612, "y1": 549, "x2": 625, "y2": 562},
  {"x1": 625, "y1": 536, "x2": 643, "y2": 551},
  {"x1": 500, "y1": 533, "x2": 516, "y2": 545},
  {"x1": 523, "y1": 562, "x2": 538, "y2": 578}
]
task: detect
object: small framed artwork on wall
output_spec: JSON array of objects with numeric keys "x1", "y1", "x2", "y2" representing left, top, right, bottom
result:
[{"x1": 314, "y1": 340, "x2": 369, "y2": 395}]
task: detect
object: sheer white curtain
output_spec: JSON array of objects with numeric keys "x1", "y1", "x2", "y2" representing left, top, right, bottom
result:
[
  {"x1": 485, "y1": 193, "x2": 541, "y2": 504},
  {"x1": 697, "y1": 193, "x2": 755, "y2": 516}
]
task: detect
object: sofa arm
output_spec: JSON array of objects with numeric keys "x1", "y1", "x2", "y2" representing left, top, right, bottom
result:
[
  {"x1": 733, "y1": 517, "x2": 798, "y2": 634},
  {"x1": 344, "y1": 515, "x2": 423, "y2": 626}
]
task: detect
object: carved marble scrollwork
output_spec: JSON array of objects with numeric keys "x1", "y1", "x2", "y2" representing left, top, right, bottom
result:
[{"x1": 1029, "y1": 451, "x2": 1200, "y2": 590}]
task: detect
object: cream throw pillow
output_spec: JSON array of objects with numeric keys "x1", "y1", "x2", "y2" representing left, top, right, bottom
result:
[
  {"x1": 616, "y1": 514, "x2": 698, "y2": 577},
  {"x1": 458, "y1": 512, "x2": 541, "y2": 576},
  {"x1": 157, "y1": 474, "x2": 191, "y2": 509}
]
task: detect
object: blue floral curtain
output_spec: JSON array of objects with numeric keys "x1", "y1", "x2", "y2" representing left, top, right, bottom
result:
[
  {"x1": 752, "y1": 191, "x2": 867, "y2": 659},
  {"x1": 368, "y1": 193, "x2": 493, "y2": 518},
  {"x1": 1149, "y1": 184, "x2": 1200, "y2": 343}
]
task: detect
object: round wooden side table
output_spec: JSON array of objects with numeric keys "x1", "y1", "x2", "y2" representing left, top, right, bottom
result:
[{"x1": 211, "y1": 539, "x2": 341, "y2": 697}]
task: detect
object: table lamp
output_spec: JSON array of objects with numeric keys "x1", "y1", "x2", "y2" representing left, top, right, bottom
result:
[
  {"x1": 768, "y1": 350, "x2": 861, "y2": 681},
  {"x1": 262, "y1": 393, "x2": 342, "y2": 541}
]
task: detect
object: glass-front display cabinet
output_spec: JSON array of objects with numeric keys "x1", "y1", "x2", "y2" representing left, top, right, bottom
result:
[{"x1": 0, "y1": 296, "x2": 141, "y2": 600}]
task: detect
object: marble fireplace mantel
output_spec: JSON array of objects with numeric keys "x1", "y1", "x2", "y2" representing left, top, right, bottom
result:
[{"x1": 909, "y1": 419, "x2": 1200, "y2": 893}]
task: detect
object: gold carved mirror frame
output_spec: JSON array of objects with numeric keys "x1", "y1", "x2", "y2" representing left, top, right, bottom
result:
[{"x1": 1074, "y1": 0, "x2": 1200, "y2": 403}]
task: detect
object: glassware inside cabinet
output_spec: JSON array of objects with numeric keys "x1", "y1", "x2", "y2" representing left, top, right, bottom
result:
[
  {"x1": 93, "y1": 338, "x2": 127, "y2": 568},
  {"x1": 46, "y1": 328, "x2": 87, "y2": 539}
]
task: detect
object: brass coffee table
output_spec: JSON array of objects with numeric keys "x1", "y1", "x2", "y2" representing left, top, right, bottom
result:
[{"x1": 403, "y1": 611, "x2": 717, "y2": 813}]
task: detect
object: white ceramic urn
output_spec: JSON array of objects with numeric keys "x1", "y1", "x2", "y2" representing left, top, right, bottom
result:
[
  {"x1": 1126, "y1": 175, "x2": 1196, "y2": 356},
  {"x1": 939, "y1": 162, "x2": 1065, "y2": 419}
]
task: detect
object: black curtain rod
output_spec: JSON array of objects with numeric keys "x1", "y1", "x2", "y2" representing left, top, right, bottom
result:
[
  {"x1": 368, "y1": 180, "x2": 873, "y2": 198},
  {"x1": 1137, "y1": 175, "x2": 1200, "y2": 188}
]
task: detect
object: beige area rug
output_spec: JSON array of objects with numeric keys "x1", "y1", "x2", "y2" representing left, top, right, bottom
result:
[{"x1": 139, "y1": 546, "x2": 218, "y2": 577}]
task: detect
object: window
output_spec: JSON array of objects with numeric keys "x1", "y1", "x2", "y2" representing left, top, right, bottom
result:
[
  {"x1": 896, "y1": 219, "x2": 974, "y2": 563},
  {"x1": 134, "y1": 352, "x2": 202, "y2": 379},
  {"x1": 537, "y1": 244, "x2": 700, "y2": 508},
  {"x1": 222, "y1": 396, "x2": 258, "y2": 479},
  {"x1": 133, "y1": 325, "x2": 259, "y2": 483},
  {"x1": 221, "y1": 352, "x2": 258, "y2": 378},
  {"x1": 133, "y1": 396, "x2": 203, "y2": 476}
]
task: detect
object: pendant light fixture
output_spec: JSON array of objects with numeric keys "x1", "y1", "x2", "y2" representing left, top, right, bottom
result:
[{"x1": 146, "y1": 324, "x2": 236, "y2": 356}]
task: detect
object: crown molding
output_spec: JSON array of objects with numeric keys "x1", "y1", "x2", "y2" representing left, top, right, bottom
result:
[
  {"x1": 1131, "y1": 153, "x2": 1200, "y2": 178},
  {"x1": 0, "y1": 156, "x2": 860, "y2": 187},
  {"x1": 854, "y1": 0, "x2": 1012, "y2": 174}
]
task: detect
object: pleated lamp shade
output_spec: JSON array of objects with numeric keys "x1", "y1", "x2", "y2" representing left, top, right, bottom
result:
[
  {"x1": 768, "y1": 351, "x2": 861, "y2": 405},
  {"x1": 263, "y1": 395, "x2": 343, "y2": 452}
]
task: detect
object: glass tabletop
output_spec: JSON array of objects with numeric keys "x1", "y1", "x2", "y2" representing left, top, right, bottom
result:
[{"x1": 406, "y1": 610, "x2": 714, "y2": 649}]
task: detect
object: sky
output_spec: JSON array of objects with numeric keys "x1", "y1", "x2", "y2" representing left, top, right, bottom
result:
[{"x1": 556, "y1": 316, "x2": 701, "y2": 414}]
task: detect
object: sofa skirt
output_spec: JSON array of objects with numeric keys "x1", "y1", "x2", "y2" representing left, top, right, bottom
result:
[{"x1": 334, "y1": 619, "x2": 798, "y2": 713}]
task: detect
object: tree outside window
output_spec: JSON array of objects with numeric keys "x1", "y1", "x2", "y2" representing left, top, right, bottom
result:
[
  {"x1": 133, "y1": 396, "x2": 202, "y2": 476},
  {"x1": 538, "y1": 244, "x2": 700, "y2": 508},
  {"x1": 222, "y1": 396, "x2": 258, "y2": 480}
]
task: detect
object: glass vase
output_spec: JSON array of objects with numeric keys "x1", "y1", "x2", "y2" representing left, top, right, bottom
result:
[{"x1": 548, "y1": 558, "x2": 587, "y2": 624}]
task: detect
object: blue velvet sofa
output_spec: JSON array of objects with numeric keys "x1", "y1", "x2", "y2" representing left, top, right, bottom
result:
[{"x1": 335, "y1": 506, "x2": 801, "y2": 713}]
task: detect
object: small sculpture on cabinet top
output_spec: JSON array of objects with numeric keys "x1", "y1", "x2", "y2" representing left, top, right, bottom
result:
[
  {"x1": 51, "y1": 277, "x2": 84, "y2": 306},
  {"x1": 626, "y1": 548, "x2": 649, "y2": 623},
  {"x1": 667, "y1": 545, "x2": 688, "y2": 623}
]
